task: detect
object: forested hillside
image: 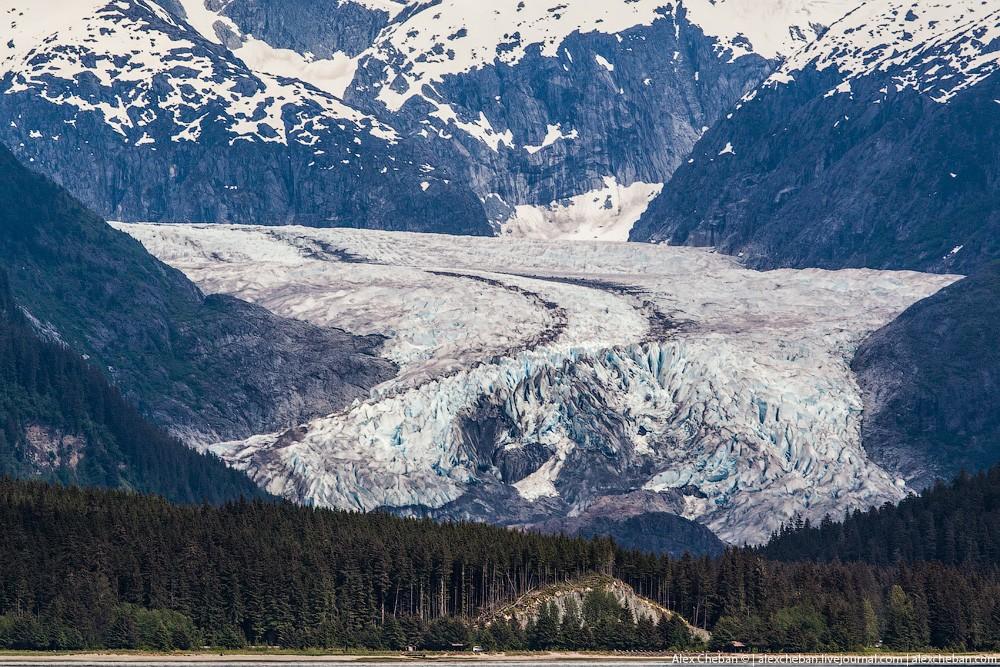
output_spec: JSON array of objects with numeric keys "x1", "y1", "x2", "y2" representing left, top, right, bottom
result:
[
  {"x1": 3, "y1": 478, "x2": 1000, "y2": 652},
  {"x1": 763, "y1": 465, "x2": 1000, "y2": 567},
  {"x1": 0, "y1": 274, "x2": 266, "y2": 503},
  {"x1": 0, "y1": 144, "x2": 394, "y2": 445}
]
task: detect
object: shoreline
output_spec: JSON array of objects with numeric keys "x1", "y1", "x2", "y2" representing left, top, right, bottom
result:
[{"x1": 2, "y1": 651, "x2": 1000, "y2": 663}]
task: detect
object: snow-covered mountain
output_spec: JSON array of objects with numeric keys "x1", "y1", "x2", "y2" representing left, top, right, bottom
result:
[
  {"x1": 0, "y1": 0, "x2": 488, "y2": 233},
  {"x1": 121, "y1": 223, "x2": 957, "y2": 545},
  {"x1": 632, "y1": 0, "x2": 1000, "y2": 272},
  {"x1": 4, "y1": 0, "x2": 995, "y2": 553},
  {"x1": 353, "y1": 0, "x2": 844, "y2": 112},
  {"x1": 0, "y1": 0, "x2": 861, "y2": 238},
  {"x1": 344, "y1": 0, "x2": 858, "y2": 236}
]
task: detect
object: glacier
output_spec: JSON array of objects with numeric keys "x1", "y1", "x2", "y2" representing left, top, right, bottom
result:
[{"x1": 118, "y1": 223, "x2": 959, "y2": 545}]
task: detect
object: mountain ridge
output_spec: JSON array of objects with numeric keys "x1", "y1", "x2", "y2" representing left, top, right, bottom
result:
[
  {"x1": 852, "y1": 262, "x2": 1000, "y2": 490},
  {"x1": 630, "y1": 0, "x2": 1000, "y2": 273},
  {"x1": 1, "y1": 0, "x2": 491, "y2": 234},
  {"x1": 0, "y1": 143, "x2": 396, "y2": 445},
  {"x1": 0, "y1": 0, "x2": 863, "y2": 238},
  {"x1": 0, "y1": 270, "x2": 268, "y2": 503}
]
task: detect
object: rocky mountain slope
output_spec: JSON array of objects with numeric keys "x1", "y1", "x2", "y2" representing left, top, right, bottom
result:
[
  {"x1": 480, "y1": 574, "x2": 707, "y2": 643},
  {"x1": 852, "y1": 262, "x2": 1000, "y2": 490},
  {"x1": 632, "y1": 0, "x2": 1000, "y2": 273},
  {"x1": 0, "y1": 0, "x2": 862, "y2": 239},
  {"x1": 0, "y1": 0, "x2": 488, "y2": 233},
  {"x1": 525, "y1": 492, "x2": 725, "y2": 557},
  {"x1": 346, "y1": 1, "x2": 778, "y2": 216},
  {"x1": 0, "y1": 272, "x2": 268, "y2": 503},
  {"x1": 342, "y1": 0, "x2": 856, "y2": 236},
  {"x1": 0, "y1": 145, "x2": 395, "y2": 445},
  {"x1": 122, "y1": 223, "x2": 957, "y2": 546}
]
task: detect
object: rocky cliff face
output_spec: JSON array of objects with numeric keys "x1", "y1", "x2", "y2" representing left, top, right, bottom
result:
[
  {"x1": 524, "y1": 492, "x2": 726, "y2": 557},
  {"x1": 852, "y1": 263, "x2": 1000, "y2": 490},
  {"x1": 479, "y1": 574, "x2": 708, "y2": 642},
  {"x1": 0, "y1": 145, "x2": 396, "y2": 444},
  {"x1": 1, "y1": 0, "x2": 858, "y2": 238},
  {"x1": 346, "y1": 4, "x2": 774, "y2": 214},
  {"x1": 217, "y1": 0, "x2": 392, "y2": 58},
  {"x1": 343, "y1": 0, "x2": 857, "y2": 233},
  {"x1": 632, "y1": 0, "x2": 1000, "y2": 273},
  {"x1": 0, "y1": 269, "x2": 269, "y2": 503}
]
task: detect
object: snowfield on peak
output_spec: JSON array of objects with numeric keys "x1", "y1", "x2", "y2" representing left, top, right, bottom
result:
[
  {"x1": 771, "y1": 0, "x2": 1000, "y2": 102},
  {"x1": 1, "y1": 0, "x2": 107, "y2": 68},
  {"x1": 360, "y1": 0, "x2": 858, "y2": 111},
  {"x1": 1, "y1": 0, "x2": 397, "y2": 144},
  {"x1": 680, "y1": 0, "x2": 856, "y2": 61},
  {"x1": 173, "y1": 0, "x2": 362, "y2": 97},
  {"x1": 119, "y1": 223, "x2": 958, "y2": 545}
]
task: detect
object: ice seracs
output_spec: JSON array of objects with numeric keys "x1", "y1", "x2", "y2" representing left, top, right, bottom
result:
[{"x1": 119, "y1": 224, "x2": 958, "y2": 545}]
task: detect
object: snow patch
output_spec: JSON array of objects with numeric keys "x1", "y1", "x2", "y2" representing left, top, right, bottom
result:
[
  {"x1": 428, "y1": 104, "x2": 513, "y2": 152},
  {"x1": 769, "y1": 0, "x2": 1000, "y2": 103},
  {"x1": 0, "y1": 0, "x2": 106, "y2": 70},
  {"x1": 680, "y1": 0, "x2": 855, "y2": 61},
  {"x1": 500, "y1": 178, "x2": 662, "y2": 242},
  {"x1": 523, "y1": 123, "x2": 579, "y2": 155},
  {"x1": 174, "y1": 0, "x2": 361, "y2": 98}
]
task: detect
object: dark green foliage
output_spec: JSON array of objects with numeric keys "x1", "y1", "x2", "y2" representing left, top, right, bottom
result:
[
  {"x1": 558, "y1": 598, "x2": 584, "y2": 649},
  {"x1": 763, "y1": 466, "x2": 1000, "y2": 566},
  {"x1": 884, "y1": 585, "x2": 924, "y2": 651},
  {"x1": 771, "y1": 606, "x2": 827, "y2": 652},
  {"x1": 582, "y1": 589, "x2": 622, "y2": 627},
  {"x1": 423, "y1": 618, "x2": 471, "y2": 650},
  {"x1": 0, "y1": 478, "x2": 622, "y2": 651},
  {"x1": 380, "y1": 616, "x2": 406, "y2": 650},
  {"x1": 659, "y1": 613, "x2": 695, "y2": 650},
  {"x1": 3, "y1": 477, "x2": 1000, "y2": 652},
  {"x1": 0, "y1": 272, "x2": 266, "y2": 503},
  {"x1": 528, "y1": 602, "x2": 560, "y2": 649}
]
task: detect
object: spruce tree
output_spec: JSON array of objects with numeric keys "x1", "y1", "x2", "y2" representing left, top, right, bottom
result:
[
  {"x1": 559, "y1": 598, "x2": 584, "y2": 649},
  {"x1": 862, "y1": 598, "x2": 880, "y2": 649},
  {"x1": 884, "y1": 586, "x2": 921, "y2": 651}
]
